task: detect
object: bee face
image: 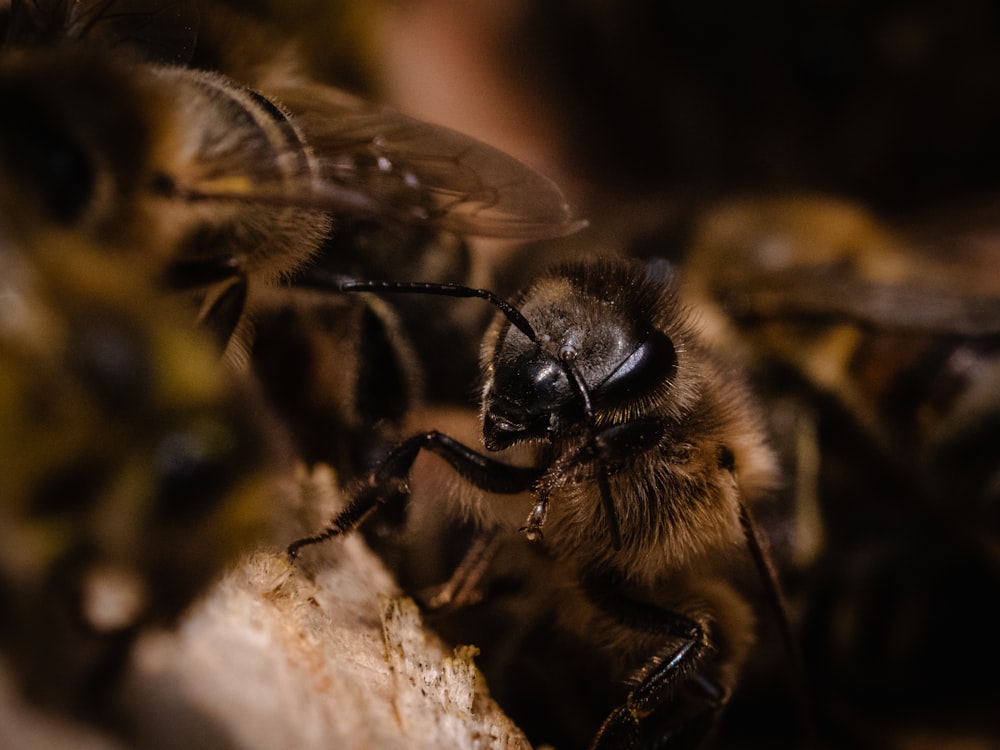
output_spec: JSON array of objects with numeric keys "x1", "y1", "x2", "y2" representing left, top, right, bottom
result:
[{"x1": 482, "y1": 261, "x2": 681, "y2": 450}]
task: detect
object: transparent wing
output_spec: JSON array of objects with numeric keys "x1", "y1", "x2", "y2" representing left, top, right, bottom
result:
[
  {"x1": 714, "y1": 267, "x2": 1000, "y2": 337},
  {"x1": 687, "y1": 197, "x2": 1000, "y2": 337},
  {"x1": 274, "y1": 84, "x2": 585, "y2": 240}
]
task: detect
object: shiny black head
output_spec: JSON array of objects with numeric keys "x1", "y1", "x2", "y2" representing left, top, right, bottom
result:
[
  {"x1": 481, "y1": 259, "x2": 678, "y2": 451},
  {"x1": 334, "y1": 260, "x2": 681, "y2": 553}
]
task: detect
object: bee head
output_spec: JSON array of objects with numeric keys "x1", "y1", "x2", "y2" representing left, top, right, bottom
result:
[
  {"x1": 482, "y1": 341, "x2": 573, "y2": 450},
  {"x1": 481, "y1": 261, "x2": 677, "y2": 451}
]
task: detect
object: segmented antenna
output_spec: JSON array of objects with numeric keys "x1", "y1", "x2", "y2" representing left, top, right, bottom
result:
[{"x1": 339, "y1": 279, "x2": 537, "y2": 341}]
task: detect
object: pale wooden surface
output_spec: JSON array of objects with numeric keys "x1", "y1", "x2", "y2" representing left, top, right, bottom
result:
[{"x1": 0, "y1": 466, "x2": 531, "y2": 750}]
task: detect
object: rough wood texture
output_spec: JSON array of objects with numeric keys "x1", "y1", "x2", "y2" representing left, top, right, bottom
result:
[
  {"x1": 1, "y1": 466, "x2": 530, "y2": 750},
  {"x1": 123, "y1": 553, "x2": 529, "y2": 750}
]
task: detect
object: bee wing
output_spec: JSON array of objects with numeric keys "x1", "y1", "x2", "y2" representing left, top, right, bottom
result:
[
  {"x1": 282, "y1": 86, "x2": 586, "y2": 240},
  {"x1": 689, "y1": 197, "x2": 1000, "y2": 337},
  {"x1": 1, "y1": 0, "x2": 198, "y2": 65},
  {"x1": 716, "y1": 267, "x2": 1000, "y2": 337}
]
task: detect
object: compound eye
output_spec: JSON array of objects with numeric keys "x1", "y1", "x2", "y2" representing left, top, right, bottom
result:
[{"x1": 598, "y1": 330, "x2": 676, "y2": 402}]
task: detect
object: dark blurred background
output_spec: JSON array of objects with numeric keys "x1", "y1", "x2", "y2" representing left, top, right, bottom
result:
[{"x1": 231, "y1": 0, "x2": 1000, "y2": 223}]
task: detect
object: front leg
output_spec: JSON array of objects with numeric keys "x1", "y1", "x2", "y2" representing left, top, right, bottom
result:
[
  {"x1": 582, "y1": 573, "x2": 730, "y2": 750},
  {"x1": 531, "y1": 417, "x2": 666, "y2": 548},
  {"x1": 287, "y1": 431, "x2": 543, "y2": 560}
]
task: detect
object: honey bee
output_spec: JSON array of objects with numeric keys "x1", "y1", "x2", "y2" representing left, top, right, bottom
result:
[
  {"x1": 0, "y1": 0, "x2": 581, "y2": 480},
  {"x1": 684, "y1": 196, "x2": 1000, "y2": 515},
  {"x1": 0, "y1": 182, "x2": 286, "y2": 718},
  {"x1": 287, "y1": 257, "x2": 806, "y2": 749},
  {"x1": 678, "y1": 195, "x2": 1000, "y2": 746}
]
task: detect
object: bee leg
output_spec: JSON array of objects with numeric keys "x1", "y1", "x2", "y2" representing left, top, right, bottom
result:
[
  {"x1": 551, "y1": 417, "x2": 665, "y2": 549},
  {"x1": 163, "y1": 254, "x2": 243, "y2": 290},
  {"x1": 425, "y1": 526, "x2": 503, "y2": 610},
  {"x1": 163, "y1": 255, "x2": 247, "y2": 347},
  {"x1": 583, "y1": 573, "x2": 724, "y2": 750},
  {"x1": 590, "y1": 617, "x2": 723, "y2": 750},
  {"x1": 199, "y1": 279, "x2": 248, "y2": 349},
  {"x1": 288, "y1": 431, "x2": 543, "y2": 560},
  {"x1": 520, "y1": 492, "x2": 549, "y2": 542}
]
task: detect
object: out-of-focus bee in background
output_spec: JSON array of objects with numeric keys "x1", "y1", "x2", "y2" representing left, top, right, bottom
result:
[
  {"x1": 677, "y1": 195, "x2": 1000, "y2": 747},
  {"x1": 0, "y1": 0, "x2": 581, "y2": 480},
  {"x1": 0, "y1": 178, "x2": 286, "y2": 718},
  {"x1": 684, "y1": 196, "x2": 1000, "y2": 537}
]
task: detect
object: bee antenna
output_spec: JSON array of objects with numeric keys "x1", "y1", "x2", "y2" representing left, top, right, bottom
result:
[
  {"x1": 297, "y1": 270, "x2": 622, "y2": 548},
  {"x1": 560, "y1": 356, "x2": 623, "y2": 551},
  {"x1": 335, "y1": 279, "x2": 539, "y2": 341}
]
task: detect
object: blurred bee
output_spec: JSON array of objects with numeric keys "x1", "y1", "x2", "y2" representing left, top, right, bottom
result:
[
  {"x1": 684, "y1": 196, "x2": 1000, "y2": 520},
  {"x1": 0, "y1": 0, "x2": 582, "y2": 478},
  {"x1": 0, "y1": 174, "x2": 286, "y2": 719},
  {"x1": 679, "y1": 195, "x2": 1000, "y2": 746},
  {"x1": 287, "y1": 258, "x2": 807, "y2": 750}
]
